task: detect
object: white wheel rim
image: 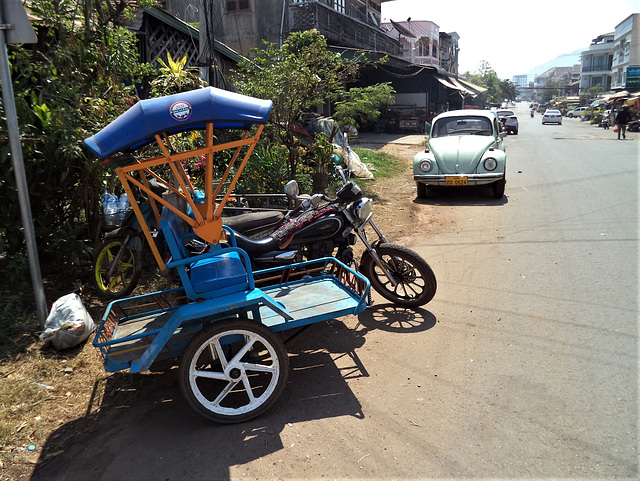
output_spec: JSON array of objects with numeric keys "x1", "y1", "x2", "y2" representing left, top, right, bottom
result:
[{"x1": 188, "y1": 328, "x2": 281, "y2": 417}]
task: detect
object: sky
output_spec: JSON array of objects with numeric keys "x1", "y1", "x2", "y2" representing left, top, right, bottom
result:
[{"x1": 381, "y1": 0, "x2": 638, "y2": 80}]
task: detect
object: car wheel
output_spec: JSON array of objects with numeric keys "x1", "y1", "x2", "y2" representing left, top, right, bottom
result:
[
  {"x1": 416, "y1": 182, "x2": 428, "y2": 199},
  {"x1": 492, "y1": 176, "x2": 506, "y2": 199},
  {"x1": 568, "y1": 114, "x2": 574, "y2": 118},
  {"x1": 514, "y1": 128, "x2": 518, "y2": 135}
]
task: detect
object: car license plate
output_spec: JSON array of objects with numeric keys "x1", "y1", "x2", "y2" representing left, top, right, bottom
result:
[{"x1": 446, "y1": 176, "x2": 467, "y2": 186}]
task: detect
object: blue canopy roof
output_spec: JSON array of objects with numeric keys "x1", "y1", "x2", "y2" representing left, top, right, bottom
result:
[{"x1": 84, "y1": 87, "x2": 273, "y2": 159}]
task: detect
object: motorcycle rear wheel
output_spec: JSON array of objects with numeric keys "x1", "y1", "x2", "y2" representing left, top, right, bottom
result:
[
  {"x1": 93, "y1": 238, "x2": 142, "y2": 299},
  {"x1": 361, "y1": 243, "x2": 436, "y2": 307}
]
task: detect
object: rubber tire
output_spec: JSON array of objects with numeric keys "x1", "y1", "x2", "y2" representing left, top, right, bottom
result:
[
  {"x1": 179, "y1": 319, "x2": 289, "y2": 424},
  {"x1": 360, "y1": 243, "x2": 437, "y2": 307},
  {"x1": 492, "y1": 176, "x2": 506, "y2": 199},
  {"x1": 416, "y1": 182, "x2": 428, "y2": 199},
  {"x1": 93, "y1": 238, "x2": 142, "y2": 299}
]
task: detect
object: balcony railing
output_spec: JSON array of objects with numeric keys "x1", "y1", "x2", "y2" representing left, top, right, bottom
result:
[{"x1": 287, "y1": 1, "x2": 402, "y2": 56}]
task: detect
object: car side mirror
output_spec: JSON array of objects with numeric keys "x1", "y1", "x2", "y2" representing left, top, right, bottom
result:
[
  {"x1": 424, "y1": 122, "x2": 431, "y2": 134},
  {"x1": 500, "y1": 132, "x2": 507, "y2": 140}
]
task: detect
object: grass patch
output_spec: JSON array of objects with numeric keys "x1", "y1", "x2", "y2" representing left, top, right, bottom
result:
[{"x1": 352, "y1": 147, "x2": 406, "y2": 179}]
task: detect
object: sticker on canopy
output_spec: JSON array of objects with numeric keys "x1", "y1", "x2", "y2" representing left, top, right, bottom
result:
[{"x1": 170, "y1": 101, "x2": 192, "y2": 121}]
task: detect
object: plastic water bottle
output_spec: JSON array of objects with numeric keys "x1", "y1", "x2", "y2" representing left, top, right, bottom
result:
[
  {"x1": 100, "y1": 189, "x2": 110, "y2": 208},
  {"x1": 103, "y1": 194, "x2": 118, "y2": 226},
  {"x1": 117, "y1": 193, "x2": 130, "y2": 224}
]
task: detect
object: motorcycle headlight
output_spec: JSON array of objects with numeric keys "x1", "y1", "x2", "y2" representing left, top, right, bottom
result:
[
  {"x1": 355, "y1": 198, "x2": 373, "y2": 221},
  {"x1": 483, "y1": 157, "x2": 498, "y2": 171}
]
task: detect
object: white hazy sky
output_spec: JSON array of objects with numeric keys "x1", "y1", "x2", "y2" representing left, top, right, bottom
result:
[{"x1": 381, "y1": 0, "x2": 638, "y2": 79}]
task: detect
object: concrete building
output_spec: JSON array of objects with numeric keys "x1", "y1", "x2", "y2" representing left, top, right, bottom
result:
[
  {"x1": 381, "y1": 19, "x2": 440, "y2": 67},
  {"x1": 611, "y1": 13, "x2": 640, "y2": 91},
  {"x1": 579, "y1": 33, "x2": 614, "y2": 93},
  {"x1": 194, "y1": 0, "x2": 401, "y2": 58}
]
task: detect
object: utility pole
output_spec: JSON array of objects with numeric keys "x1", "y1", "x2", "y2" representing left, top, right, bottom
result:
[{"x1": 0, "y1": 0, "x2": 47, "y2": 327}]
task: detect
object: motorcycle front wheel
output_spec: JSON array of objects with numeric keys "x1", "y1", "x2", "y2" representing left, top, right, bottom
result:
[
  {"x1": 360, "y1": 243, "x2": 436, "y2": 307},
  {"x1": 93, "y1": 238, "x2": 142, "y2": 299}
]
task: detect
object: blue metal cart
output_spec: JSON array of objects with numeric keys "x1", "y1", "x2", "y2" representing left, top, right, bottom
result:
[{"x1": 86, "y1": 88, "x2": 370, "y2": 423}]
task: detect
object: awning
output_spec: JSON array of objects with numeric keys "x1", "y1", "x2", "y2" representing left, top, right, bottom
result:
[
  {"x1": 457, "y1": 78, "x2": 488, "y2": 94},
  {"x1": 605, "y1": 90, "x2": 629, "y2": 101},
  {"x1": 590, "y1": 99, "x2": 608, "y2": 107},
  {"x1": 436, "y1": 75, "x2": 460, "y2": 90},
  {"x1": 625, "y1": 96, "x2": 639, "y2": 107},
  {"x1": 449, "y1": 77, "x2": 477, "y2": 97}
]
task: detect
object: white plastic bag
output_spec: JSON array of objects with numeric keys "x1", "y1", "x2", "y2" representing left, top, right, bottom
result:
[
  {"x1": 39, "y1": 294, "x2": 95, "y2": 350},
  {"x1": 333, "y1": 146, "x2": 374, "y2": 179}
]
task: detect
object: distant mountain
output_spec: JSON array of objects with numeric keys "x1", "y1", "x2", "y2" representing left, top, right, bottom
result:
[{"x1": 526, "y1": 48, "x2": 584, "y2": 77}]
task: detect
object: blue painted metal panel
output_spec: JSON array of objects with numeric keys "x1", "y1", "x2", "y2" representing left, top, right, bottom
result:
[{"x1": 84, "y1": 87, "x2": 272, "y2": 159}]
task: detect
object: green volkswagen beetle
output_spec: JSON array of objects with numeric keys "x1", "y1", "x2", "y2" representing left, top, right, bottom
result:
[{"x1": 414, "y1": 110, "x2": 507, "y2": 199}]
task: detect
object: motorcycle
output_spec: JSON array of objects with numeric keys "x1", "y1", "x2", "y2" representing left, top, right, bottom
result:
[
  {"x1": 93, "y1": 194, "x2": 285, "y2": 300},
  {"x1": 227, "y1": 166, "x2": 437, "y2": 307}
]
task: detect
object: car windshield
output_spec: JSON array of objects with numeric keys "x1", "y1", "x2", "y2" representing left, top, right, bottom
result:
[
  {"x1": 432, "y1": 117, "x2": 493, "y2": 137},
  {"x1": 497, "y1": 110, "x2": 514, "y2": 117},
  {"x1": 546, "y1": 110, "x2": 561, "y2": 115}
]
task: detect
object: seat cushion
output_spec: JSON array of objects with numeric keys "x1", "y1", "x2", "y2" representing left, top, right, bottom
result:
[{"x1": 190, "y1": 251, "x2": 247, "y2": 294}]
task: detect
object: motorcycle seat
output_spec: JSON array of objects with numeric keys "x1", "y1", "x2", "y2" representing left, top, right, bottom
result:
[{"x1": 231, "y1": 230, "x2": 280, "y2": 257}]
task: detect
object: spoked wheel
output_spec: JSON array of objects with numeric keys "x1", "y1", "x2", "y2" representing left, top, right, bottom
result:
[
  {"x1": 360, "y1": 243, "x2": 437, "y2": 307},
  {"x1": 179, "y1": 319, "x2": 289, "y2": 423},
  {"x1": 93, "y1": 238, "x2": 142, "y2": 299}
]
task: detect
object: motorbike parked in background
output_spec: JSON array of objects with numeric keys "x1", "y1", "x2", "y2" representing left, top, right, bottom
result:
[{"x1": 228, "y1": 165, "x2": 437, "y2": 307}]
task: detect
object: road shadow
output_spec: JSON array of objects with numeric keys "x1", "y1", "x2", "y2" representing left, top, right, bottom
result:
[
  {"x1": 414, "y1": 185, "x2": 509, "y2": 206},
  {"x1": 31, "y1": 322, "x2": 367, "y2": 481},
  {"x1": 356, "y1": 302, "x2": 437, "y2": 334}
]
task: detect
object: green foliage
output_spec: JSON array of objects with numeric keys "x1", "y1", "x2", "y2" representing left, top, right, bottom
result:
[
  {"x1": 233, "y1": 30, "x2": 359, "y2": 179},
  {"x1": 0, "y1": 0, "x2": 153, "y2": 280},
  {"x1": 464, "y1": 61, "x2": 519, "y2": 107},
  {"x1": 332, "y1": 83, "x2": 396, "y2": 129},
  {"x1": 150, "y1": 52, "x2": 206, "y2": 96}
]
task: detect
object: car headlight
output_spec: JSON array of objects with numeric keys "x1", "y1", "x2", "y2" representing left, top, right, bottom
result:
[
  {"x1": 355, "y1": 198, "x2": 373, "y2": 221},
  {"x1": 414, "y1": 151, "x2": 435, "y2": 173},
  {"x1": 483, "y1": 157, "x2": 498, "y2": 171},
  {"x1": 420, "y1": 159, "x2": 434, "y2": 172}
]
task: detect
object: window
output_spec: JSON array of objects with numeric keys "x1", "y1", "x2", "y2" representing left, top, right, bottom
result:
[
  {"x1": 432, "y1": 40, "x2": 438, "y2": 58},
  {"x1": 334, "y1": 0, "x2": 345, "y2": 14},
  {"x1": 226, "y1": 0, "x2": 250, "y2": 12}
]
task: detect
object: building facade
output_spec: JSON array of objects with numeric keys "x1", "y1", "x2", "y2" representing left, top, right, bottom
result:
[
  {"x1": 579, "y1": 33, "x2": 614, "y2": 93},
  {"x1": 611, "y1": 13, "x2": 640, "y2": 91},
  {"x1": 381, "y1": 20, "x2": 440, "y2": 67},
  {"x1": 195, "y1": 0, "x2": 401, "y2": 57}
]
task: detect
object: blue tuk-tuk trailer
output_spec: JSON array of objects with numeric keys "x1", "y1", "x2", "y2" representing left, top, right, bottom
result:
[{"x1": 85, "y1": 87, "x2": 370, "y2": 423}]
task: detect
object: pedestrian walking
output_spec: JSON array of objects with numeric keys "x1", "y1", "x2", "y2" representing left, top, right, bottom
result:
[{"x1": 615, "y1": 107, "x2": 632, "y2": 139}]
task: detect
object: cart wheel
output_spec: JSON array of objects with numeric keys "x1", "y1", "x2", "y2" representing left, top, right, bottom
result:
[{"x1": 179, "y1": 319, "x2": 289, "y2": 423}]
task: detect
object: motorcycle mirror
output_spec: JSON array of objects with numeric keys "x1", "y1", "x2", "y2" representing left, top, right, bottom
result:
[{"x1": 283, "y1": 180, "x2": 299, "y2": 198}]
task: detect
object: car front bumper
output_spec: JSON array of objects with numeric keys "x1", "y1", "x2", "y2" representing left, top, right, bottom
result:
[{"x1": 414, "y1": 173, "x2": 504, "y2": 186}]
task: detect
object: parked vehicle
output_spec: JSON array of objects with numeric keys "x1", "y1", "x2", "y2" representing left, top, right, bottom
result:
[
  {"x1": 85, "y1": 86, "x2": 375, "y2": 423},
  {"x1": 413, "y1": 110, "x2": 507, "y2": 199},
  {"x1": 93, "y1": 180, "x2": 169, "y2": 299},
  {"x1": 542, "y1": 109, "x2": 563, "y2": 125},
  {"x1": 495, "y1": 109, "x2": 519, "y2": 134},
  {"x1": 567, "y1": 107, "x2": 588, "y2": 118},
  {"x1": 230, "y1": 165, "x2": 437, "y2": 308}
]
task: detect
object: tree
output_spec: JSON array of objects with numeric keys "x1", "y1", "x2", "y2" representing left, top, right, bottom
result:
[
  {"x1": 331, "y1": 83, "x2": 395, "y2": 129},
  {"x1": 0, "y1": 0, "x2": 154, "y2": 273},
  {"x1": 233, "y1": 30, "x2": 361, "y2": 179},
  {"x1": 463, "y1": 61, "x2": 518, "y2": 107}
]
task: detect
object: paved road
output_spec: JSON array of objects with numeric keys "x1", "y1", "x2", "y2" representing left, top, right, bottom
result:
[
  {"x1": 407, "y1": 104, "x2": 638, "y2": 477},
  {"x1": 32, "y1": 105, "x2": 638, "y2": 480}
]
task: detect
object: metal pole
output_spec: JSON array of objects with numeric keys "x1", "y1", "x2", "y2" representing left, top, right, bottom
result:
[{"x1": 0, "y1": 26, "x2": 48, "y2": 327}]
